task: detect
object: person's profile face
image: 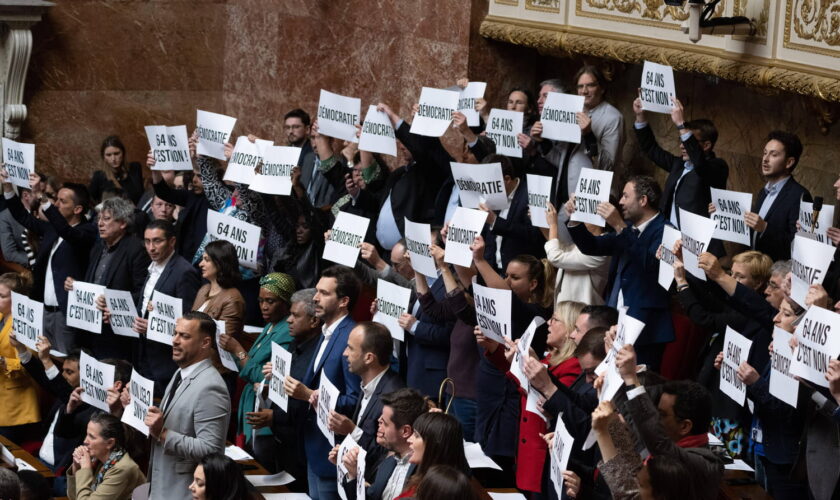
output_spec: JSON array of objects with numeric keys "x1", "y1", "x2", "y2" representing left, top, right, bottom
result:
[
  {"x1": 772, "y1": 300, "x2": 798, "y2": 333},
  {"x1": 83, "y1": 422, "x2": 113, "y2": 462},
  {"x1": 189, "y1": 464, "x2": 206, "y2": 500},
  {"x1": 343, "y1": 327, "x2": 366, "y2": 375},
  {"x1": 62, "y1": 360, "x2": 81, "y2": 387},
  {"x1": 764, "y1": 273, "x2": 785, "y2": 310},
  {"x1": 98, "y1": 210, "x2": 127, "y2": 243},
  {"x1": 761, "y1": 139, "x2": 791, "y2": 179},
  {"x1": 619, "y1": 182, "x2": 641, "y2": 223},
  {"x1": 0, "y1": 284, "x2": 12, "y2": 317},
  {"x1": 376, "y1": 406, "x2": 399, "y2": 450},
  {"x1": 537, "y1": 84, "x2": 555, "y2": 115},
  {"x1": 313, "y1": 277, "x2": 342, "y2": 320},
  {"x1": 571, "y1": 313, "x2": 591, "y2": 345},
  {"x1": 407, "y1": 430, "x2": 425, "y2": 465},
  {"x1": 172, "y1": 318, "x2": 208, "y2": 367}
]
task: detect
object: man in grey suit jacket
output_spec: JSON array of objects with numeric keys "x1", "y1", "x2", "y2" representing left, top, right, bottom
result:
[
  {"x1": 0, "y1": 198, "x2": 31, "y2": 268},
  {"x1": 143, "y1": 311, "x2": 231, "y2": 500}
]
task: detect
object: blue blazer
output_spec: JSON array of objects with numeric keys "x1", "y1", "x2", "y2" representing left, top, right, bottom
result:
[
  {"x1": 404, "y1": 277, "x2": 451, "y2": 398},
  {"x1": 569, "y1": 215, "x2": 674, "y2": 346},
  {"x1": 483, "y1": 177, "x2": 546, "y2": 271},
  {"x1": 303, "y1": 315, "x2": 361, "y2": 478},
  {"x1": 752, "y1": 177, "x2": 811, "y2": 261}
]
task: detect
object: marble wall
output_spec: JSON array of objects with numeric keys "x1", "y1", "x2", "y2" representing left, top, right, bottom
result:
[{"x1": 22, "y1": 0, "x2": 840, "y2": 206}]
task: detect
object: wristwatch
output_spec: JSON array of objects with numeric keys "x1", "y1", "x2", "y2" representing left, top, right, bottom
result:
[
  {"x1": 237, "y1": 351, "x2": 247, "y2": 361},
  {"x1": 676, "y1": 122, "x2": 687, "y2": 130}
]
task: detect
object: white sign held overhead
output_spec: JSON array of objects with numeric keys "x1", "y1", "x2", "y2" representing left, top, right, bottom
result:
[
  {"x1": 145, "y1": 125, "x2": 192, "y2": 171},
  {"x1": 147, "y1": 291, "x2": 182, "y2": 346},
  {"x1": 323, "y1": 212, "x2": 370, "y2": 268},
  {"x1": 450, "y1": 162, "x2": 509, "y2": 211},
  {"x1": 317, "y1": 374, "x2": 340, "y2": 446},
  {"x1": 121, "y1": 369, "x2": 154, "y2": 436},
  {"x1": 710, "y1": 188, "x2": 752, "y2": 246},
  {"x1": 66, "y1": 282, "x2": 105, "y2": 334},
  {"x1": 358, "y1": 105, "x2": 397, "y2": 157},
  {"x1": 540, "y1": 93, "x2": 584, "y2": 144},
  {"x1": 104, "y1": 289, "x2": 139, "y2": 338},
  {"x1": 790, "y1": 306, "x2": 840, "y2": 388},
  {"x1": 79, "y1": 352, "x2": 115, "y2": 412},
  {"x1": 639, "y1": 61, "x2": 677, "y2": 114},
  {"x1": 372, "y1": 279, "x2": 412, "y2": 342},
  {"x1": 410, "y1": 87, "x2": 459, "y2": 137},
  {"x1": 2, "y1": 138, "x2": 34, "y2": 189},
  {"x1": 444, "y1": 207, "x2": 488, "y2": 268},
  {"x1": 269, "y1": 342, "x2": 292, "y2": 412},
  {"x1": 769, "y1": 327, "x2": 799, "y2": 408},
  {"x1": 472, "y1": 281, "x2": 512, "y2": 344},
  {"x1": 570, "y1": 168, "x2": 613, "y2": 227},
  {"x1": 798, "y1": 200, "x2": 836, "y2": 246},
  {"x1": 486, "y1": 109, "x2": 523, "y2": 158},
  {"x1": 657, "y1": 225, "x2": 682, "y2": 290},
  {"x1": 196, "y1": 110, "x2": 237, "y2": 161},
  {"x1": 719, "y1": 326, "x2": 753, "y2": 406},
  {"x1": 11, "y1": 292, "x2": 42, "y2": 351},
  {"x1": 206, "y1": 210, "x2": 261, "y2": 270},
  {"x1": 250, "y1": 146, "x2": 302, "y2": 196},
  {"x1": 458, "y1": 81, "x2": 487, "y2": 127},
  {"x1": 526, "y1": 174, "x2": 552, "y2": 229},
  {"x1": 223, "y1": 136, "x2": 261, "y2": 184},
  {"x1": 317, "y1": 90, "x2": 361, "y2": 143},
  {"x1": 404, "y1": 219, "x2": 437, "y2": 279},
  {"x1": 790, "y1": 235, "x2": 834, "y2": 307},
  {"x1": 678, "y1": 208, "x2": 716, "y2": 281}
]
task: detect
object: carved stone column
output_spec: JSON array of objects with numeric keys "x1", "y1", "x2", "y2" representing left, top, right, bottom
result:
[{"x1": 0, "y1": 1, "x2": 52, "y2": 140}]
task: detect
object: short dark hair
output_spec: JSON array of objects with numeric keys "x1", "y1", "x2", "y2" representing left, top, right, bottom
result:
[
  {"x1": 101, "y1": 358, "x2": 133, "y2": 386},
  {"x1": 181, "y1": 311, "x2": 217, "y2": 339},
  {"x1": 62, "y1": 182, "x2": 91, "y2": 211},
  {"x1": 88, "y1": 412, "x2": 127, "y2": 451},
  {"x1": 358, "y1": 321, "x2": 393, "y2": 366},
  {"x1": 204, "y1": 240, "x2": 241, "y2": 289},
  {"x1": 284, "y1": 108, "x2": 311, "y2": 127},
  {"x1": 646, "y1": 456, "x2": 696, "y2": 500},
  {"x1": 685, "y1": 119, "x2": 718, "y2": 147},
  {"x1": 580, "y1": 305, "x2": 618, "y2": 330},
  {"x1": 199, "y1": 452, "x2": 249, "y2": 500},
  {"x1": 145, "y1": 219, "x2": 176, "y2": 240},
  {"x1": 416, "y1": 465, "x2": 479, "y2": 500},
  {"x1": 320, "y1": 265, "x2": 361, "y2": 311},
  {"x1": 573, "y1": 327, "x2": 607, "y2": 360},
  {"x1": 483, "y1": 153, "x2": 516, "y2": 179},
  {"x1": 0, "y1": 468, "x2": 20, "y2": 500},
  {"x1": 100, "y1": 135, "x2": 126, "y2": 159},
  {"x1": 381, "y1": 388, "x2": 427, "y2": 429},
  {"x1": 65, "y1": 349, "x2": 82, "y2": 363},
  {"x1": 16, "y1": 470, "x2": 50, "y2": 500},
  {"x1": 662, "y1": 380, "x2": 713, "y2": 436},
  {"x1": 766, "y1": 130, "x2": 803, "y2": 170},
  {"x1": 627, "y1": 175, "x2": 662, "y2": 208}
]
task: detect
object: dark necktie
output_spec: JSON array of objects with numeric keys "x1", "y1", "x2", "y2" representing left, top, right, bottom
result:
[{"x1": 164, "y1": 372, "x2": 182, "y2": 411}]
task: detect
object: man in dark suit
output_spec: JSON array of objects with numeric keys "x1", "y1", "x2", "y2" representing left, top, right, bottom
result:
[
  {"x1": 286, "y1": 108, "x2": 338, "y2": 210},
  {"x1": 340, "y1": 388, "x2": 427, "y2": 500},
  {"x1": 480, "y1": 154, "x2": 546, "y2": 271},
  {"x1": 72, "y1": 197, "x2": 150, "y2": 360},
  {"x1": 129, "y1": 220, "x2": 201, "y2": 395},
  {"x1": 2, "y1": 180, "x2": 96, "y2": 353},
  {"x1": 329, "y1": 322, "x2": 404, "y2": 473},
  {"x1": 632, "y1": 96, "x2": 729, "y2": 229},
  {"x1": 746, "y1": 131, "x2": 812, "y2": 261},
  {"x1": 151, "y1": 168, "x2": 209, "y2": 263},
  {"x1": 567, "y1": 175, "x2": 674, "y2": 370}
]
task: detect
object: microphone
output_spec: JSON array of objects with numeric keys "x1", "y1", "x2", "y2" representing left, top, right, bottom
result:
[{"x1": 811, "y1": 196, "x2": 823, "y2": 233}]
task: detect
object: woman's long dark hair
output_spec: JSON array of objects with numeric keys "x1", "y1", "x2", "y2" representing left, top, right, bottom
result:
[
  {"x1": 415, "y1": 464, "x2": 478, "y2": 500},
  {"x1": 200, "y1": 453, "x2": 249, "y2": 500},
  {"x1": 204, "y1": 240, "x2": 242, "y2": 289},
  {"x1": 648, "y1": 455, "x2": 700, "y2": 500},
  {"x1": 407, "y1": 413, "x2": 470, "y2": 489}
]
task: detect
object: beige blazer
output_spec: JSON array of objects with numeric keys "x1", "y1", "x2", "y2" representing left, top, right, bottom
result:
[
  {"x1": 192, "y1": 284, "x2": 246, "y2": 340},
  {"x1": 67, "y1": 453, "x2": 146, "y2": 500}
]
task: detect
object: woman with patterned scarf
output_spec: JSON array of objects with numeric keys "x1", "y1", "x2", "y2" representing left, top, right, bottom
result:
[{"x1": 67, "y1": 412, "x2": 145, "y2": 499}]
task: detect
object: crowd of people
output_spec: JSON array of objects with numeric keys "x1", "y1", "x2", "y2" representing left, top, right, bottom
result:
[{"x1": 0, "y1": 64, "x2": 838, "y2": 500}]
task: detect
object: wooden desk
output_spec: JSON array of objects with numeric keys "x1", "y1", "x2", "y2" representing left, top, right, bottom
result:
[
  {"x1": 0, "y1": 434, "x2": 54, "y2": 479},
  {"x1": 232, "y1": 449, "x2": 291, "y2": 498}
]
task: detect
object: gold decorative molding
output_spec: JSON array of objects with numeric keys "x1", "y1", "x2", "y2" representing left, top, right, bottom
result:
[
  {"x1": 479, "y1": 17, "x2": 840, "y2": 102},
  {"x1": 784, "y1": 0, "x2": 840, "y2": 56},
  {"x1": 495, "y1": 0, "x2": 518, "y2": 6},
  {"x1": 525, "y1": 0, "x2": 560, "y2": 13}
]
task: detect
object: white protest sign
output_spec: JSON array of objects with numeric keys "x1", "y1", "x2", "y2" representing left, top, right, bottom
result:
[
  {"x1": 206, "y1": 210, "x2": 261, "y2": 270},
  {"x1": 791, "y1": 306, "x2": 840, "y2": 388},
  {"x1": 770, "y1": 327, "x2": 799, "y2": 408},
  {"x1": 355, "y1": 446, "x2": 367, "y2": 500},
  {"x1": 147, "y1": 291, "x2": 182, "y2": 346},
  {"x1": 1, "y1": 138, "x2": 34, "y2": 189},
  {"x1": 711, "y1": 188, "x2": 752, "y2": 246},
  {"x1": 223, "y1": 136, "x2": 261, "y2": 184},
  {"x1": 658, "y1": 225, "x2": 681, "y2": 290},
  {"x1": 458, "y1": 81, "x2": 487, "y2": 126},
  {"x1": 324, "y1": 212, "x2": 370, "y2": 267},
  {"x1": 450, "y1": 162, "x2": 509, "y2": 210},
  {"x1": 104, "y1": 289, "x2": 139, "y2": 338},
  {"x1": 317, "y1": 373, "x2": 340, "y2": 446},
  {"x1": 79, "y1": 351, "x2": 115, "y2": 412},
  {"x1": 66, "y1": 282, "x2": 105, "y2": 334},
  {"x1": 121, "y1": 369, "x2": 154, "y2": 436},
  {"x1": 404, "y1": 219, "x2": 437, "y2": 279},
  {"x1": 570, "y1": 168, "x2": 613, "y2": 226},
  {"x1": 719, "y1": 326, "x2": 753, "y2": 406},
  {"x1": 250, "y1": 146, "x2": 302, "y2": 196},
  {"x1": 196, "y1": 110, "x2": 237, "y2": 161},
  {"x1": 269, "y1": 342, "x2": 292, "y2": 412},
  {"x1": 798, "y1": 200, "x2": 836, "y2": 246},
  {"x1": 639, "y1": 61, "x2": 676, "y2": 114},
  {"x1": 510, "y1": 317, "x2": 545, "y2": 389},
  {"x1": 410, "y1": 87, "x2": 459, "y2": 137},
  {"x1": 444, "y1": 207, "x2": 488, "y2": 267},
  {"x1": 550, "y1": 417, "x2": 574, "y2": 500},
  {"x1": 790, "y1": 235, "x2": 834, "y2": 307},
  {"x1": 679, "y1": 208, "x2": 716, "y2": 281},
  {"x1": 472, "y1": 281, "x2": 512, "y2": 344},
  {"x1": 540, "y1": 93, "x2": 584, "y2": 143},
  {"x1": 214, "y1": 320, "x2": 239, "y2": 373},
  {"x1": 11, "y1": 292, "x2": 42, "y2": 351},
  {"x1": 145, "y1": 125, "x2": 192, "y2": 171},
  {"x1": 358, "y1": 105, "x2": 397, "y2": 157},
  {"x1": 526, "y1": 174, "x2": 552, "y2": 229},
  {"x1": 317, "y1": 90, "x2": 361, "y2": 143},
  {"x1": 373, "y1": 279, "x2": 412, "y2": 342},
  {"x1": 486, "y1": 109, "x2": 523, "y2": 158},
  {"x1": 595, "y1": 310, "x2": 645, "y2": 378}
]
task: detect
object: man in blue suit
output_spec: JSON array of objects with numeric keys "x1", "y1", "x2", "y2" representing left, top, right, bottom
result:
[
  {"x1": 290, "y1": 265, "x2": 361, "y2": 500},
  {"x1": 567, "y1": 175, "x2": 674, "y2": 370},
  {"x1": 130, "y1": 220, "x2": 201, "y2": 395}
]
